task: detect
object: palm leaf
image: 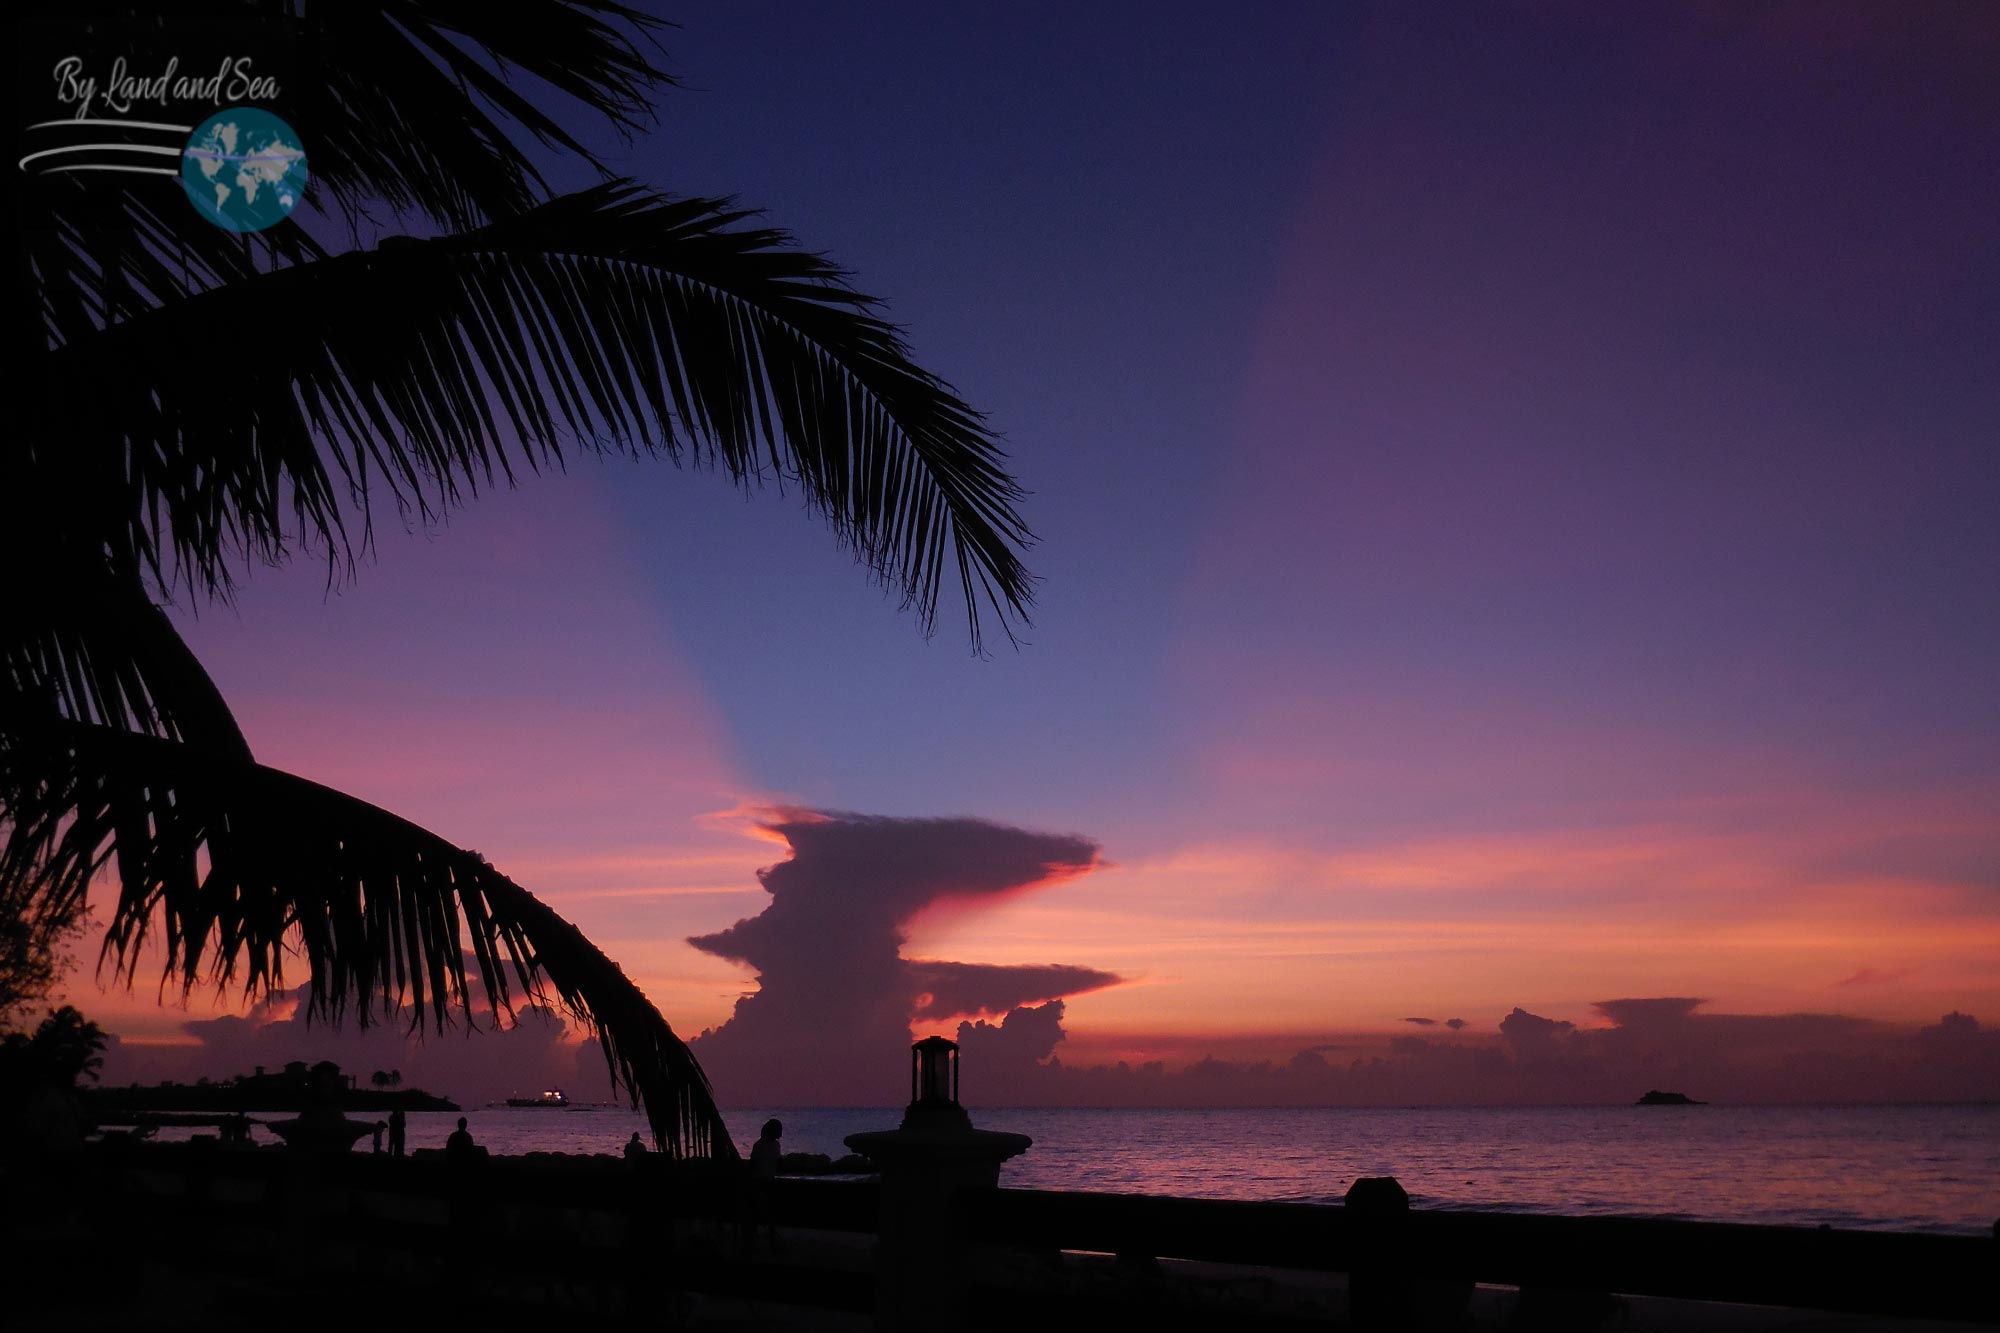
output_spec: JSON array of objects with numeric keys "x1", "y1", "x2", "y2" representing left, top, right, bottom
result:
[
  {"x1": 15, "y1": 173, "x2": 327, "y2": 354},
  {"x1": 298, "y1": 0, "x2": 671, "y2": 229},
  {"x1": 13, "y1": 1, "x2": 666, "y2": 247},
  {"x1": 0, "y1": 561, "x2": 250, "y2": 756},
  {"x1": 42, "y1": 182, "x2": 1035, "y2": 648},
  {"x1": 13, "y1": 0, "x2": 662, "y2": 365},
  {"x1": 0, "y1": 718, "x2": 735, "y2": 1158}
]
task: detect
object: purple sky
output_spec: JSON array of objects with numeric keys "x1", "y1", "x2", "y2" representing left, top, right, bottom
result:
[{"x1": 89, "y1": 3, "x2": 2000, "y2": 1107}]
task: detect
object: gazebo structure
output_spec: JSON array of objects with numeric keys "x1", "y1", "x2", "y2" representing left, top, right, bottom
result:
[{"x1": 847, "y1": 1036, "x2": 1033, "y2": 1331}]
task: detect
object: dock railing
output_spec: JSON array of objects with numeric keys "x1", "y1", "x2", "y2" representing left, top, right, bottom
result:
[{"x1": 961, "y1": 1185, "x2": 1998, "y2": 1326}]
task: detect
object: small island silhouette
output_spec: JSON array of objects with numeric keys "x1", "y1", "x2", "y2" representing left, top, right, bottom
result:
[{"x1": 1636, "y1": 1089, "x2": 1706, "y2": 1106}]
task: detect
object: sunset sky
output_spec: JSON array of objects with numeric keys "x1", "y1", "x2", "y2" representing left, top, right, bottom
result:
[{"x1": 88, "y1": 4, "x2": 2000, "y2": 1106}]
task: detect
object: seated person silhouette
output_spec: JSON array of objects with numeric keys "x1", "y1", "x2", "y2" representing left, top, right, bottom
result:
[
  {"x1": 440, "y1": 1115, "x2": 488, "y2": 1238},
  {"x1": 624, "y1": 1131, "x2": 648, "y2": 1159},
  {"x1": 445, "y1": 1116, "x2": 481, "y2": 1162},
  {"x1": 750, "y1": 1117, "x2": 783, "y2": 1180}
]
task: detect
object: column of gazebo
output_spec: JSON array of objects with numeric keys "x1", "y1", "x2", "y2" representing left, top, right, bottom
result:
[{"x1": 846, "y1": 1036, "x2": 1031, "y2": 1333}]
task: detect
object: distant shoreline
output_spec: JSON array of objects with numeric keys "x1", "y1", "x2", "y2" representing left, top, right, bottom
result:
[{"x1": 85, "y1": 1084, "x2": 459, "y2": 1113}]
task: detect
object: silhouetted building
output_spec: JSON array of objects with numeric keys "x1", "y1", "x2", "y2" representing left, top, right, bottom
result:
[{"x1": 231, "y1": 1060, "x2": 358, "y2": 1104}]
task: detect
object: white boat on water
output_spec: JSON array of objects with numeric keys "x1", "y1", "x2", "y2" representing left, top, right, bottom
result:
[{"x1": 504, "y1": 1087, "x2": 569, "y2": 1109}]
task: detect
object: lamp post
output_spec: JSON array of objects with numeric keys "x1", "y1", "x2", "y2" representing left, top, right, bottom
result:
[
  {"x1": 846, "y1": 1036, "x2": 1032, "y2": 1332},
  {"x1": 904, "y1": 1035, "x2": 968, "y2": 1131}
]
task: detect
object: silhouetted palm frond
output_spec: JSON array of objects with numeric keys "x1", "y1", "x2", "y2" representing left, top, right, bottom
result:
[
  {"x1": 45, "y1": 182, "x2": 1035, "y2": 648},
  {"x1": 298, "y1": 0, "x2": 671, "y2": 229},
  {"x1": 1, "y1": 562, "x2": 250, "y2": 754},
  {"x1": 0, "y1": 719, "x2": 734, "y2": 1157},
  {"x1": 13, "y1": 1, "x2": 664, "y2": 252},
  {"x1": 15, "y1": 0, "x2": 665, "y2": 354},
  {"x1": 16, "y1": 175, "x2": 328, "y2": 353}
]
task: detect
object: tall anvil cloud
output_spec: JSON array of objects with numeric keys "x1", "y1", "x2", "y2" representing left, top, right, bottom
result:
[{"x1": 688, "y1": 808, "x2": 1115, "y2": 1104}]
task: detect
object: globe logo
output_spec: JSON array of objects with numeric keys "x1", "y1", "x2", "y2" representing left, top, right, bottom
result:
[{"x1": 180, "y1": 106, "x2": 308, "y2": 232}]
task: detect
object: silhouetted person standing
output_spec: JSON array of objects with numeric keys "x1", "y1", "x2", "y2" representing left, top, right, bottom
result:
[
  {"x1": 371, "y1": 1120, "x2": 386, "y2": 1154},
  {"x1": 387, "y1": 1108, "x2": 406, "y2": 1157},
  {"x1": 744, "y1": 1118, "x2": 783, "y2": 1256},
  {"x1": 624, "y1": 1131, "x2": 648, "y2": 1159},
  {"x1": 446, "y1": 1115, "x2": 479, "y2": 1162}
]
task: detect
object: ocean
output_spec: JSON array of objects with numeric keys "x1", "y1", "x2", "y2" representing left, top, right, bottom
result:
[{"x1": 257, "y1": 1102, "x2": 1999, "y2": 1236}]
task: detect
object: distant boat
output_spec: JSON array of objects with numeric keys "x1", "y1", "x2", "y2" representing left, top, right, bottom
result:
[
  {"x1": 1636, "y1": 1089, "x2": 1706, "y2": 1105},
  {"x1": 506, "y1": 1088, "x2": 569, "y2": 1109}
]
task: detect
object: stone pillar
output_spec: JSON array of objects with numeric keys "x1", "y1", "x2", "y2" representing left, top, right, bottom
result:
[
  {"x1": 846, "y1": 1114, "x2": 1031, "y2": 1333},
  {"x1": 1346, "y1": 1175, "x2": 1414, "y2": 1330}
]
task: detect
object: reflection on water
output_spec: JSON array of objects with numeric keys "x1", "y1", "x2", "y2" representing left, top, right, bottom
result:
[
  {"x1": 981, "y1": 1105, "x2": 2000, "y2": 1235},
  {"x1": 149, "y1": 1102, "x2": 1999, "y2": 1234}
]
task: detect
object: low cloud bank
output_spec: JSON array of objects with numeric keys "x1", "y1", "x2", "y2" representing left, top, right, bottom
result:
[{"x1": 946, "y1": 1000, "x2": 2000, "y2": 1107}]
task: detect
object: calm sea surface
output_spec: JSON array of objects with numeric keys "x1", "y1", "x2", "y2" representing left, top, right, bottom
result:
[{"x1": 211, "y1": 1103, "x2": 1998, "y2": 1235}]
